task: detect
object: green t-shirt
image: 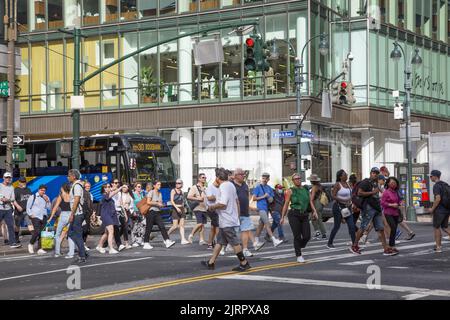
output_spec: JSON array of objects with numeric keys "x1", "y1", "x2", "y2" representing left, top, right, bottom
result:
[{"x1": 290, "y1": 186, "x2": 310, "y2": 212}]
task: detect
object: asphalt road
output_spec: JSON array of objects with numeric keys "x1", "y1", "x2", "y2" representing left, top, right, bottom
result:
[{"x1": 0, "y1": 222, "x2": 448, "y2": 300}]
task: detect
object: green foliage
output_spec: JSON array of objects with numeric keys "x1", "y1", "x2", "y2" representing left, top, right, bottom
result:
[{"x1": 134, "y1": 66, "x2": 165, "y2": 99}]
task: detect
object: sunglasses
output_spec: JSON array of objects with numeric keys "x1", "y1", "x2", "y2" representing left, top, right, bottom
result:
[
  {"x1": 293, "y1": 177, "x2": 301, "y2": 180},
  {"x1": 136, "y1": 185, "x2": 142, "y2": 188},
  {"x1": 176, "y1": 182, "x2": 183, "y2": 184},
  {"x1": 113, "y1": 182, "x2": 119, "y2": 184},
  {"x1": 199, "y1": 176, "x2": 206, "y2": 179}
]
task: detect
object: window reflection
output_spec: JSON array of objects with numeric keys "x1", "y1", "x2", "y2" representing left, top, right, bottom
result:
[
  {"x1": 160, "y1": 0, "x2": 176, "y2": 15},
  {"x1": 48, "y1": 0, "x2": 63, "y2": 29},
  {"x1": 138, "y1": 0, "x2": 157, "y2": 18},
  {"x1": 222, "y1": 28, "x2": 241, "y2": 100},
  {"x1": 83, "y1": 0, "x2": 100, "y2": 26},
  {"x1": 121, "y1": 0, "x2": 138, "y2": 21}
]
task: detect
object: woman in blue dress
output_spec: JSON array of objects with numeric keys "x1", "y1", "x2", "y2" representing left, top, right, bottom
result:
[{"x1": 96, "y1": 183, "x2": 124, "y2": 254}]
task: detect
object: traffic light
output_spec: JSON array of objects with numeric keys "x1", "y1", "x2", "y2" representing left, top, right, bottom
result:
[
  {"x1": 339, "y1": 81, "x2": 348, "y2": 104},
  {"x1": 255, "y1": 38, "x2": 270, "y2": 72},
  {"x1": 346, "y1": 82, "x2": 356, "y2": 105},
  {"x1": 331, "y1": 82, "x2": 340, "y2": 104},
  {"x1": 244, "y1": 36, "x2": 256, "y2": 71}
]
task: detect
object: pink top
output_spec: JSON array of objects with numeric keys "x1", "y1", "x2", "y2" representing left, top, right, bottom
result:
[{"x1": 381, "y1": 188, "x2": 401, "y2": 216}]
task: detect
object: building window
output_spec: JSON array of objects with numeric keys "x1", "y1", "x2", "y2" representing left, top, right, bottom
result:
[
  {"x1": 48, "y1": 0, "x2": 63, "y2": 29},
  {"x1": 160, "y1": 0, "x2": 176, "y2": 15},
  {"x1": 104, "y1": 42, "x2": 115, "y2": 62},
  {"x1": 138, "y1": 0, "x2": 156, "y2": 18},
  {"x1": 83, "y1": 0, "x2": 100, "y2": 26},
  {"x1": 121, "y1": 0, "x2": 138, "y2": 21}
]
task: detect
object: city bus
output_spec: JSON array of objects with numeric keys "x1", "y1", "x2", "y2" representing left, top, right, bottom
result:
[{"x1": 0, "y1": 134, "x2": 177, "y2": 223}]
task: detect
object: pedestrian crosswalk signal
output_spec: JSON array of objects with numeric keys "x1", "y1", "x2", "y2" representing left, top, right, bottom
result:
[{"x1": 244, "y1": 37, "x2": 256, "y2": 71}]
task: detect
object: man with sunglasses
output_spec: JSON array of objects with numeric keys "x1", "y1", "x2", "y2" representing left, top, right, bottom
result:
[
  {"x1": 0, "y1": 172, "x2": 22, "y2": 248},
  {"x1": 187, "y1": 173, "x2": 208, "y2": 245}
]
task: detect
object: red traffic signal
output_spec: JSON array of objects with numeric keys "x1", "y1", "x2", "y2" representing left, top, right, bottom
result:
[
  {"x1": 340, "y1": 81, "x2": 347, "y2": 89},
  {"x1": 246, "y1": 38, "x2": 255, "y2": 48}
]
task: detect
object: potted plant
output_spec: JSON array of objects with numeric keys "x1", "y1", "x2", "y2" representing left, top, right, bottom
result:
[{"x1": 134, "y1": 66, "x2": 166, "y2": 103}]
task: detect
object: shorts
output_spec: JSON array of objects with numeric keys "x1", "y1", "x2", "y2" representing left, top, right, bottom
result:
[
  {"x1": 171, "y1": 208, "x2": 186, "y2": 220},
  {"x1": 194, "y1": 211, "x2": 208, "y2": 225},
  {"x1": 217, "y1": 227, "x2": 241, "y2": 247},
  {"x1": 433, "y1": 212, "x2": 449, "y2": 229},
  {"x1": 258, "y1": 210, "x2": 270, "y2": 225},
  {"x1": 239, "y1": 216, "x2": 254, "y2": 232},
  {"x1": 206, "y1": 211, "x2": 219, "y2": 228},
  {"x1": 360, "y1": 205, "x2": 384, "y2": 232}
]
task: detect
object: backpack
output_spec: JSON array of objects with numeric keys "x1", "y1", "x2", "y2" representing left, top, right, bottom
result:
[
  {"x1": 71, "y1": 182, "x2": 93, "y2": 218},
  {"x1": 187, "y1": 185, "x2": 202, "y2": 211},
  {"x1": 351, "y1": 180, "x2": 366, "y2": 209},
  {"x1": 436, "y1": 181, "x2": 450, "y2": 210}
]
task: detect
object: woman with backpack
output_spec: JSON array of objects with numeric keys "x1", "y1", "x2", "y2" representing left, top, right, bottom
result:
[
  {"x1": 168, "y1": 179, "x2": 190, "y2": 245},
  {"x1": 308, "y1": 174, "x2": 328, "y2": 240},
  {"x1": 96, "y1": 183, "x2": 126, "y2": 254},
  {"x1": 381, "y1": 177, "x2": 402, "y2": 254},
  {"x1": 48, "y1": 184, "x2": 75, "y2": 258},
  {"x1": 143, "y1": 181, "x2": 176, "y2": 249},
  {"x1": 328, "y1": 170, "x2": 360, "y2": 254},
  {"x1": 130, "y1": 183, "x2": 146, "y2": 247}
]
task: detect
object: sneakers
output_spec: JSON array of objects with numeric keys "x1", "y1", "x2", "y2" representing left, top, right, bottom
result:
[
  {"x1": 253, "y1": 241, "x2": 265, "y2": 251},
  {"x1": 297, "y1": 256, "x2": 306, "y2": 263},
  {"x1": 96, "y1": 246, "x2": 106, "y2": 254},
  {"x1": 207, "y1": 244, "x2": 214, "y2": 250},
  {"x1": 326, "y1": 244, "x2": 335, "y2": 249},
  {"x1": 84, "y1": 245, "x2": 90, "y2": 251},
  {"x1": 125, "y1": 244, "x2": 132, "y2": 250},
  {"x1": 434, "y1": 247, "x2": 443, "y2": 253},
  {"x1": 37, "y1": 249, "x2": 47, "y2": 255},
  {"x1": 188, "y1": 234, "x2": 194, "y2": 243},
  {"x1": 350, "y1": 245, "x2": 361, "y2": 255},
  {"x1": 65, "y1": 255, "x2": 74, "y2": 259},
  {"x1": 165, "y1": 239, "x2": 176, "y2": 248},
  {"x1": 143, "y1": 243, "x2": 153, "y2": 250},
  {"x1": 226, "y1": 244, "x2": 234, "y2": 253},
  {"x1": 406, "y1": 232, "x2": 416, "y2": 241},
  {"x1": 9, "y1": 243, "x2": 22, "y2": 249},
  {"x1": 132, "y1": 243, "x2": 140, "y2": 248},
  {"x1": 273, "y1": 238, "x2": 283, "y2": 247},
  {"x1": 243, "y1": 249, "x2": 253, "y2": 257},
  {"x1": 76, "y1": 257, "x2": 87, "y2": 264},
  {"x1": 28, "y1": 244, "x2": 34, "y2": 254},
  {"x1": 181, "y1": 240, "x2": 190, "y2": 245},
  {"x1": 395, "y1": 229, "x2": 402, "y2": 240},
  {"x1": 201, "y1": 260, "x2": 215, "y2": 270},
  {"x1": 54, "y1": 253, "x2": 61, "y2": 258},
  {"x1": 383, "y1": 248, "x2": 399, "y2": 256},
  {"x1": 313, "y1": 231, "x2": 321, "y2": 240},
  {"x1": 118, "y1": 244, "x2": 126, "y2": 252},
  {"x1": 219, "y1": 247, "x2": 225, "y2": 256},
  {"x1": 199, "y1": 240, "x2": 208, "y2": 246},
  {"x1": 232, "y1": 262, "x2": 251, "y2": 272},
  {"x1": 109, "y1": 248, "x2": 119, "y2": 254}
]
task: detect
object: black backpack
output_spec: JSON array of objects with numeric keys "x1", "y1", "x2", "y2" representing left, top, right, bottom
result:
[
  {"x1": 351, "y1": 180, "x2": 366, "y2": 209},
  {"x1": 71, "y1": 183, "x2": 94, "y2": 218},
  {"x1": 437, "y1": 181, "x2": 450, "y2": 210}
]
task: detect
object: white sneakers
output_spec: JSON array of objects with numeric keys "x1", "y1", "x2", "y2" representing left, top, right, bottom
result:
[
  {"x1": 188, "y1": 234, "x2": 194, "y2": 243},
  {"x1": 118, "y1": 244, "x2": 126, "y2": 252},
  {"x1": 132, "y1": 242, "x2": 140, "y2": 248},
  {"x1": 37, "y1": 249, "x2": 47, "y2": 255},
  {"x1": 225, "y1": 244, "x2": 234, "y2": 253},
  {"x1": 297, "y1": 256, "x2": 306, "y2": 263},
  {"x1": 181, "y1": 240, "x2": 190, "y2": 245},
  {"x1": 28, "y1": 244, "x2": 34, "y2": 254},
  {"x1": 243, "y1": 249, "x2": 253, "y2": 257},
  {"x1": 199, "y1": 240, "x2": 208, "y2": 246},
  {"x1": 165, "y1": 239, "x2": 176, "y2": 248},
  {"x1": 272, "y1": 237, "x2": 283, "y2": 247},
  {"x1": 143, "y1": 243, "x2": 153, "y2": 250},
  {"x1": 84, "y1": 245, "x2": 90, "y2": 251},
  {"x1": 96, "y1": 246, "x2": 106, "y2": 254},
  {"x1": 253, "y1": 241, "x2": 265, "y2": 251},
  {"x1": 109, "y1": 248, "x2": 119, "y2": 254},
  {"x1": 220, "y1": 247, "x2": 226, "y2": 255},
  {"x1": 65, "y1": 255, "x2": 74, "y2": 259}
]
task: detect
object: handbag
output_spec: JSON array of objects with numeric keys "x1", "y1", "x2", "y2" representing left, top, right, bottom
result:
[
  {"x1": 319, "y1": 191, "x2": 329, "y2": 207},
  {"x1": 340, "y1": 207, "x2": 352, "y2": 218},
  {"x1": 187, "y1": 185, "x2": 202, "y2": 211},
  {"x1": 136, "y1": 197, "x2": 150, "y2": 216},
  {"x1": 40, "y1": 225, "x2": 55, "y2": 250}
]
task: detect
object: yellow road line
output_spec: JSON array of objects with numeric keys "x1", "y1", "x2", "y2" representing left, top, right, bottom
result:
[{"x1": 76, "y1": 260, "x2": 310, "y2": 300}]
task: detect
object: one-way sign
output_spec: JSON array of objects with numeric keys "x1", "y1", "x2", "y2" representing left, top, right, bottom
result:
[{"x1": 0, "y1": 135, "x2": 24, "y2": 145}]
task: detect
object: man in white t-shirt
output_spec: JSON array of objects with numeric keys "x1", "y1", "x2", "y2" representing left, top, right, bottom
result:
[
  {"x1": 202, "y1": 168, "x2": 251, "y2": 272},
  {"x1": 205, "y1": 176, "x2": 220, "y2": 249}
]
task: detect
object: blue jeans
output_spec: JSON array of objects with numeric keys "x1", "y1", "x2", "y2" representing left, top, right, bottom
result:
[
  {"x1": 328, "y1": 202, "x2": 356, "y2": 246},
  {"x1": 0, "y1": 209, "x2": 16, "y2": 244},
  {"x1": 55, "y1": 211, "x2": 75, "y2": 256},
  {"x1": 270, "y1": 211, "x2": 284, "y2": 239},
  {"x1": 68, "y1": 214, "x2": 86, "y2": 258}
]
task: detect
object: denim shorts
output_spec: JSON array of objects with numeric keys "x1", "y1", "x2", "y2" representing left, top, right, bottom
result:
[
  {"x1": 239, "y1": 216, "x2": 254, "y2": 232},
  {"x1": 194, "y1": 211, "x2": 207, "y2": 224},
  {"x1": 360, "y1": 205, "x2": 384, "y2": 232},
  {"x1": 258, "y1": 210, "x2": 270, "y2": 225}
]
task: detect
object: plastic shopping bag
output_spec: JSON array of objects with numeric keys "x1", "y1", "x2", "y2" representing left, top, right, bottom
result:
[{"x1": 40, "y1": 227, "x2": 55, "y2": 250}]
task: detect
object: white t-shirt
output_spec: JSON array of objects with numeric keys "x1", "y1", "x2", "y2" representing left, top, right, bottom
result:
[
  {"x1": 217, "y1": 181, "x2": 240, "y2": 228},
  {"x1": 205, "y1": 183, "x2": 220, "y2": 208},
  {"x1": 70, "y1": 181, "x2": 84, "y2": 216}
]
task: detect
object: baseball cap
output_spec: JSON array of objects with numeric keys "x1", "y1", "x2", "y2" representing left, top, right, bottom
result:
[
  {"x1": 262, "y1": 172, "x2": 270, "y2": 177},
  {"x1": 430, "y1": 170, "x2": 441, "y2": 178},
  {"x1": 3, "y1": 172, "x2": 12, "y2": 178},
  {"x1": 371, "y1": 167, "x2": 380, "y2": 174},
  {"x1": 18, "y1": 176, "x2": 26, "y2": 183},
  {"x1": 378, "y1": 175, "x2": 386, "y2": 180}
]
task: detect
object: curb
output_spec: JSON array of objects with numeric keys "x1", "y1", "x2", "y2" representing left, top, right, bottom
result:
[{"x1": 0, "y1": 248, "x2": 29, "y2": 256}]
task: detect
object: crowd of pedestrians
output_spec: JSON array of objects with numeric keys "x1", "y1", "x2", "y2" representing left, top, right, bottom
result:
[{"x1": 0, "y1": 164, "x2": 449, "y2": 269}]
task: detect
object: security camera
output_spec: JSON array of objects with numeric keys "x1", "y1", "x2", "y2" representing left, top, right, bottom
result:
[{"x1": 347, "y1": 52, "x2": 354, "y2": 61}]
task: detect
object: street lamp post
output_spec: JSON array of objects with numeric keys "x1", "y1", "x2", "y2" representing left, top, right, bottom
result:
[{"x1": 390, "y1": 41, "x2": 422, "y2": 222}]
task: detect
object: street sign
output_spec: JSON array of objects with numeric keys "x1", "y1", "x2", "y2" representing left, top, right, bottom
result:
[
  {"x1": 12, "y1": 148, "x2": 26, "y2": 163},
  {"x1": 301, "y1": 130, "x2": 315, "y2": 139},
  {"x1": 400, "y1": 122, "x2": 421, "y2": 142},
  {"x1": 0, "y1": 81, "x2": 9, "y2": 98},
  {"x1": 272, "y1": 130, "x2": 296, "y2": 139},
  {"x1": 290, "y1": 114, "x2": 304, "y2": 121},
  {"x1": 0, "y1": 135, "x2": 24, "y2": 145}
]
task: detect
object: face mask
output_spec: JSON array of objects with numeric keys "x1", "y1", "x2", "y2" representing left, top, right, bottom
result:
[{"x1": 277, "y1": 189, "x2": 283, "y2": 194}]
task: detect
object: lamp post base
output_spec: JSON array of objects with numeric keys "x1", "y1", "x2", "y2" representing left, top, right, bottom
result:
[{"x1": 406, "y1": 206, "x2": 417, "y2": 222}]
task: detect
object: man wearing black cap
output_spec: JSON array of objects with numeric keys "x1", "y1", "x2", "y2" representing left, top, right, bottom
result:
[
  {"x1": 14, "y1": 177, "x2": 33, "y2": 244},
  {"x1": 429, "y1": 170, "x2": 450, "y2": 253},
  {"x1": 355, "y1": 167, "x2": 396, "y2": 256}
]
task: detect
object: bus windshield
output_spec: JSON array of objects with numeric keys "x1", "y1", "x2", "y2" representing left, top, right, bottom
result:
[{"x1": 135, "y1": 152, "x2": 176, "y2": 182}]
